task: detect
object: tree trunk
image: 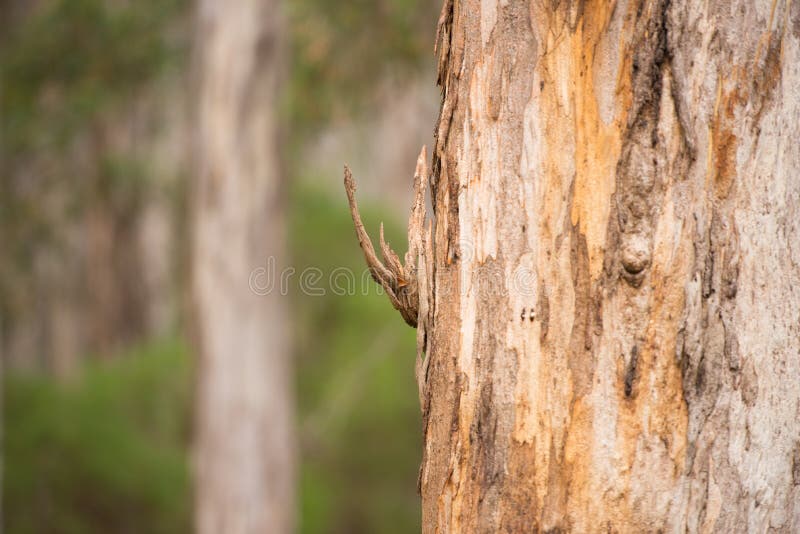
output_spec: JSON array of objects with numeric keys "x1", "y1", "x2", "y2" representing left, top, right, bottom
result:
[
  {"x1": 191, "y1": 1, "x2": 293, "y2": 532},
  {"x1": 414, "y1": 0, "x2": 800, "y2": 531}
]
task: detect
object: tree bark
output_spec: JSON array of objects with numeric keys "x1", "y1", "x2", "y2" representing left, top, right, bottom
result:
[
  {"x1": 191, "y1": 1, "x2": 293, "y2": 532},
  {"x1": 413, "y1": 0, "x2": 800, "y2": 532}
]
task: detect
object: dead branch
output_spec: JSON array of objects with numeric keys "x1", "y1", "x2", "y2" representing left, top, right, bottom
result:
[{"x1": 343, "y1": 147, "x2": 429, "y2": 328}]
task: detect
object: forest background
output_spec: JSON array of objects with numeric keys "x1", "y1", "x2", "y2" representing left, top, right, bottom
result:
[{"x1": 1, "y1": 0, "x2": 440, "y2": 531}]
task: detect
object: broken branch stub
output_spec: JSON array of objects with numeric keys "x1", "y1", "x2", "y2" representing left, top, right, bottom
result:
[{"x1": 343, "y1": 147, "x2": 429, "y2": 328}]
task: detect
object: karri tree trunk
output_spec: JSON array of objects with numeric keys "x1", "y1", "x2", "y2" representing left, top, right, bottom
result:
[
  {"x1": 191, "y1": 1, "x2": 293, "y2": 533},
  {"x1": 347, "y1": 0, "x2": 800, "y2": 532}
]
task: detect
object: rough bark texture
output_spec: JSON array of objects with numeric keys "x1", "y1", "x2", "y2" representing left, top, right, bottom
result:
[
  {"x1": 416, "y1": 0, "x2": 800, "y2": 532},
  {"x1": 191, "y1": 1, "x2": 293, "y2": 532}
]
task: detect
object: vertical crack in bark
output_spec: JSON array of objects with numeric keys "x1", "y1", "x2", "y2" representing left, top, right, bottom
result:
[
  {"x1": 433, "y1": 0, "x2": 460, "y2": 260},
  {"x1": 624, "y1": 345, "x2": 640, "y2": 398}
]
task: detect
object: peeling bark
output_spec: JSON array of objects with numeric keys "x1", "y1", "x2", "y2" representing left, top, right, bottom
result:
[{"x1": 352, "y1": 0, "x2": 800, "y2": 531}]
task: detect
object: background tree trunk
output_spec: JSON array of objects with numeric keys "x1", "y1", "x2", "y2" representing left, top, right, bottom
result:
[
  {"x1": 419, "y1": 0, "x2": 800, "y2": 531},
  {"x1": 191, "y1": 1, "x2": 293, "y2": 532}
]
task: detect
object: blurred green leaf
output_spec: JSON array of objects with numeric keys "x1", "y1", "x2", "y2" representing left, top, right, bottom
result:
[
  {"x1": 288, "y1": 0, "x2": 437, "y2": 130},
  {"x1": 3, "y1": 338, "x2": 192, "y2": 534},
  {"x1": 291, "y1": 184, "x2": 421, "y2": 534}
]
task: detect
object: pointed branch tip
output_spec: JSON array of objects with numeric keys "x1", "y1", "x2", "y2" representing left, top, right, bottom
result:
[{"x1": 342, "y1": 159, "x2": 427, "y2": 329}]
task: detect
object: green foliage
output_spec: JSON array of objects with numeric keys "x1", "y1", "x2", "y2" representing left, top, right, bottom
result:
[
  {"x1": 0, "y1": 0, "x2": 188, "y2": 322},
  {"x1": 3, "y1": 338, "x2": 192, "y2": 534},
  {"x1": 291, "y1": 183, "x2": 421, "y2": 533},
  {"x1": 0, "y1": 0, "x2": 187, "y2": 318},
  {"x1": 3, "y1": 1, "x2": 428, "y2": 532},
  {"x1": 4, "y1": 187, "x2": 422, "y2": 534},
  {"x1": 288, "y1": 0, "x2": 438, "y2": 129},
  {"x1": 1, "y1": 0, "x2": 186, "y2": 154}
]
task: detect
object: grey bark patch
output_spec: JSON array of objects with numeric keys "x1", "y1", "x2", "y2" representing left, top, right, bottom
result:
[
  {"x1": 725, "y1": 326, "x2": 740, "y2": 371},
  {"x1": 694, "y1": 351, "x2": 706, "y2": 393},
  {"x1": 722, "y1": 251, "x2": 739, "y2": 300},
  {"x1": 793, "y1": 0, "x2": 800, "y2": 40}
]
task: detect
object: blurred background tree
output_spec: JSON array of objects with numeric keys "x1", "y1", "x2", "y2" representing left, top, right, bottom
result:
[
  {"x1": 0, "y1": 0, "x2": 188, "y2": 374},
  {"x1": 2, "y1": 0, "x2": 439, "y2": 532},
  {"x1": 191, "y1": 0, "x2": 293, "y2": 531}
]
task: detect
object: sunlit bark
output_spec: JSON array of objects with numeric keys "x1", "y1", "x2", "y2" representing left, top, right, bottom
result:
[{"x1": 416, "y1": 1, "x2": 800, "y2": 531}]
